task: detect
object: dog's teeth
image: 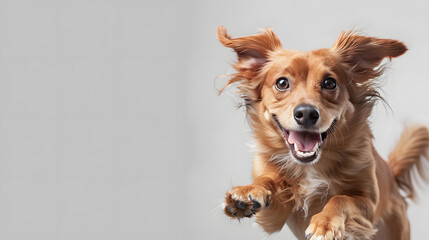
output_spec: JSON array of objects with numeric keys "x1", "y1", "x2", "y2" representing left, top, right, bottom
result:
[
  {"x1": 293, "y1": 142, "x2": 320, "y2": 158},
  {"x1": 312, "y1": 143, "x2": 319, "y2": 152},
  {"x1": 296, "y1": 150, "x2": 316, "y2": 158},
  {"x1": 294, "y1": 143, "x2": 299, "y2": 152}
]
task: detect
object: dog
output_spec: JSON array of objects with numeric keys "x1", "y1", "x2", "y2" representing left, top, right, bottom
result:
[{"x1": 217, "y1": 26, "x2": 429, "y2": 240}]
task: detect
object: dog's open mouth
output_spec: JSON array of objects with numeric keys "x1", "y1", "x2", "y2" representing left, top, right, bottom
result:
[
  {"x1": 282, "y1": 129, "x2": 327, "y2": 163},
  {"x1": 273, "y1": 115, "x2": 336, "y2": 164}
]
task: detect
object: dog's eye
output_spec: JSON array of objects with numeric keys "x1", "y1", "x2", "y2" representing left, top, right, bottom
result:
[
  {"x1": 275, "y1": 77, "x2": 290, "y2": 91},
  {"x1": 321, "y1": 77, "x2": 337, "y2": 90}
]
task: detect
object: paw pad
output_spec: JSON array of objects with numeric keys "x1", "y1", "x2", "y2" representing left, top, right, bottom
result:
[{"x1": 223, "y1": 185, "x2": 271, "y2": 219}]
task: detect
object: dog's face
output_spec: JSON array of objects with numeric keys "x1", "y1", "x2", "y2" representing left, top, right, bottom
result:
[
  {"x1": 260, "y1": 49, "x2": 350, "y2": 164},
  {"x1": 218, "y1": 26, "x2": 406, "y2": 165}
]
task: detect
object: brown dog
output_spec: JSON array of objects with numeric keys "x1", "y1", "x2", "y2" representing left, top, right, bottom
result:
[{"x1": 217, "y1": 26, "x2": 429, "y2": 240}]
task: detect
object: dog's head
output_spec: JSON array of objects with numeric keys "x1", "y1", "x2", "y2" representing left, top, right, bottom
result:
[{"x1": 217, "y1": 26, "x2": 407, "y2": 165}]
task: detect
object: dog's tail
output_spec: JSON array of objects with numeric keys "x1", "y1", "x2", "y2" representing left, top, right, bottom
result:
[{"x1": 388, "y1": 124, "x2": 429, "y2": 200}]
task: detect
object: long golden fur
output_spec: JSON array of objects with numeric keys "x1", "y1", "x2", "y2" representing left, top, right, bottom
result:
[{"x1": 217, "y1": 26, "x2": 429, "y2": 240}]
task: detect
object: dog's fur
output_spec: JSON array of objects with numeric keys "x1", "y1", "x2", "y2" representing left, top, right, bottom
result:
[{"x1": 217, "y1": 26, "x2": 429, "y2": 240}]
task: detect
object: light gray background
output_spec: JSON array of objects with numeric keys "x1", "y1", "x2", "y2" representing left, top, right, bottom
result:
[{"x1": 0, "y1": 0, "x2": 428, "y2": 239}]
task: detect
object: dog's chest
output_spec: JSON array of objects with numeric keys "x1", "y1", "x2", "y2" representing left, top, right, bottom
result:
[{"x1": 299, "y1": 170, "x2": 332, "y2": 216}]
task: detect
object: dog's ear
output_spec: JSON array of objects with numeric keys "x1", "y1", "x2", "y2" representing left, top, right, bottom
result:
[
  {"x1": 217, "y1": 26, "x2": 282, "y2": 95},
  {"x1": 217, "y1": 26, "x2": 282, "y2": 76},
  {"x1": 332, "y1": 31, "x2": 407, "y2": 76}
]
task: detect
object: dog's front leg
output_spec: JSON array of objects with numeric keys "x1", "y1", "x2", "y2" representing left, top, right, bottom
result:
[
  {"x1": 305, "y1": 195, "x2": 376, "y2": 240},
  {"x1": 223, "y1": 176, "x2": 293, "y2": 233}
]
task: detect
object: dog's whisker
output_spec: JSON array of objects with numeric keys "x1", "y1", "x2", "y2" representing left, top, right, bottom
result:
[{"x1": 335, "y1": 124, "x2": 346, "y2": 145}]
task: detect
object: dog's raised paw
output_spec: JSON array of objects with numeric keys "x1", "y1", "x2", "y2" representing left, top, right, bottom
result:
[
  {"x1": 305, "y1": 212, "x2": 345, "y2": 240},
  {"x1": 223, "y1": 185, "x2": 271, "y2": 219}
]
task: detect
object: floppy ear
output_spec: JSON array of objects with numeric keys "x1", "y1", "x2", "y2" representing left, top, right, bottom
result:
[
  {"x1": 217, "y1": 25, "x2": 282, "y2": 76},
  {"x1": 217, "y1": 26, "x2": 282, "y2": 94},
  {"x1": 332, "y1": 31, "x2": 407, "y2": 77}
]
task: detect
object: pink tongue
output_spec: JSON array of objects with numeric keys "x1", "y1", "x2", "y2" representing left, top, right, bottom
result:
[{"x1": 287, "y1": 131, "x2": 321, "y2": 151}]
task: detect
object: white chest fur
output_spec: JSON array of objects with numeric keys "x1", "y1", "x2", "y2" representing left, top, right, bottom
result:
[{"x1": 300, "y1": 168, "x2": 331, "y2": 216}]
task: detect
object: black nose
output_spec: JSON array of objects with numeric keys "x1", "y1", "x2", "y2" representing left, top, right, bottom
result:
[{"x1": 293, "y1": 104, "x2": 320, "y2": 127}]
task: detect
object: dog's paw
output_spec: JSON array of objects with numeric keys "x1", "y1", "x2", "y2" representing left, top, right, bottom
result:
[
  {"x1": 305, "y1": 212, "x2": 345, "y2": 240},
  {"x1": 223, "y1": 184, "x2": 271, "y2": 219}
]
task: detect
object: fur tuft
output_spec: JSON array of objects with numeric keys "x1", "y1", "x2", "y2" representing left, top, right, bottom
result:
[{"x1": 388, "y1": 124, "x2": 429, "y2": 200}]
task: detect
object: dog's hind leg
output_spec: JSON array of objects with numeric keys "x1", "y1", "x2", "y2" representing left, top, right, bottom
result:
[{"x1": 374, "y1": 197, "x2": 410, "y2": 240}]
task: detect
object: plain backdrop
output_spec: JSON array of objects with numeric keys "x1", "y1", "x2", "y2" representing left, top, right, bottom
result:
[{"x1": 0, "y1": 0, "x2": 428, "y2": 239}]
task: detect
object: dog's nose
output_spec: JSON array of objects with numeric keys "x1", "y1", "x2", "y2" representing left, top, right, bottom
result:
[{"x1": 293, "y1": 104, "x2": 320, "y2": 127}]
